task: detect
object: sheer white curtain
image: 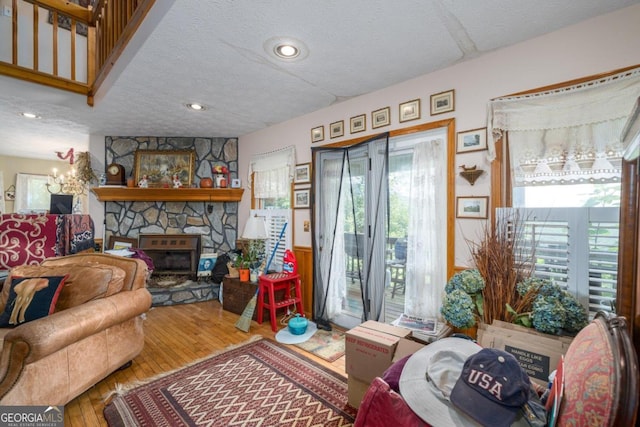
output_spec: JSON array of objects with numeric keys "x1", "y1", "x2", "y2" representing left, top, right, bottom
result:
[
  {"x1": 318, "y1": 156, "x2": 347, "y2": 319},
  {"x1": 248, "y1": 146, "x2": 295, "y2": 198},
  {"x1": 487, "y1": 67, "x2": 640, "y2": 186},
  {"x1": 404, "y1": 139, "x2": 447, "y2": 319}
]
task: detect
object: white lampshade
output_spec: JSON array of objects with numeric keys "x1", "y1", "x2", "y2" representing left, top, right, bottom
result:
[{"x1": 242, "y1": 215, "x2": 268, "y2": 239}]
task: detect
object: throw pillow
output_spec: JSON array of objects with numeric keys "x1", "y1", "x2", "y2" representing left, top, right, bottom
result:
[
  {"x1": 3, "y1": 264, "x2": 125, "y2": 312},
  {"x1": 0, "y1": 275, "x2": 68, "y2": 327}
]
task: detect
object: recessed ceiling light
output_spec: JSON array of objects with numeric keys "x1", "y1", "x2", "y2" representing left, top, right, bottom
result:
[
  {"x1": 20, "y1": 112, "x2": 40, "y2": 119},
  {"x1": 264, "y1": 37, "x2": 308, "y2": 62},
  {"x1": 186, "y1": 103, "x2": 206, "y2": 111},
  {"x1": 275, "y1": 44, "x2": 299, "y2": 59}
]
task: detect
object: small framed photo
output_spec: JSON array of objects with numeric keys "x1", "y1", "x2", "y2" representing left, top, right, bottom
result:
[
  {"x1": 108, "y1": 236, "x2": 137, "y2": 250},
  {"x1": 399, "y1": 99, "x2": 421, "y2": 122},
  {"x1": 456, "y1": 196, "x2": 489, "y2": 219},
  {"x1": 430, "y1": 89, "x2": 455, "y2": 115},
  {"x1": 372, "y1": 107, "x2": 391, "y2": 129},
  {"x1": 197, "y1": 253, "x2": 218, "y2": 277},
  {"x1": 293, "y1": 188, "x2": 311, "y2": 209},
  {"x1": 350, "y1": 114, "x2": 366, "y2": 133},
  {"x1": 230, "y1": 178, "x2": 241, "y2": 188},
  {"x1": 330, "y1": 120, "x2": 344, "y2": 138},
  {"x1": 456, "y1": 128, "x2": 488, "y2": 153},
  {"x1": 311, "y1": 126, "x2": 324, "y2": 143},
  {"x1": 294, "y1": 163, "x2": 311, "y2": 184}
]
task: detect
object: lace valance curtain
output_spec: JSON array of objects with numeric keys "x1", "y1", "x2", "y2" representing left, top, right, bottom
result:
[
  {"x1": 487, "y1": 67, "x2": 640, "y2": 186},
  {"x1": 248, "y1": 146, "x2": 296, "y2": 198}
]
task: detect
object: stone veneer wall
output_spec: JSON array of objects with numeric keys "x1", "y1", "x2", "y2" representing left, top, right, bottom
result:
[{"x1": 104, "y1": 137, "x2": 239, "y2": 253}]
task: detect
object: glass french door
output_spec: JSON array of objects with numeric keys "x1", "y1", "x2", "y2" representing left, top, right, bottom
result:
[
  {"x1": 313, "y1": 138, "x2": 388, "y2": 329},
  {"x1": 313, "y1": 128, "x2": 448, "y2": 329}
]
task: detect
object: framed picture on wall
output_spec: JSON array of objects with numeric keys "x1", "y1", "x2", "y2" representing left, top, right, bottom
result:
[
  {"x1": 430, "y1": 89, "x2": 455, "y2": 115},
  {"x1": 399, "y1": 99, "x2": 421, "y2": 122},
  {"x1": 294, "y1": 188, "x2": 311, "y2": 209},
  {"x1": 372, "y1": 107, "x2": 391, "y2": 129},
  {"x1": 456, "y1": 128, "x2": 488, "y2": 153},
  {"x1": 311, "y1": 126, "x2": 324, "y2": 143},
  {"x1": 294, "y1": 163, "x2": 311, "y2": 184},
  {"x1": 350, "y1": 114, "x2": 366, "y2": 133},
  {"x1": 330, "y1": 120, "x2": 344, "y2": 138},
  {"x1": 456, "y1": 196, "x2": 489, "y2": 219},
  {"x1": 134, "y1": 150, "x2": 195, "y2": 188}
]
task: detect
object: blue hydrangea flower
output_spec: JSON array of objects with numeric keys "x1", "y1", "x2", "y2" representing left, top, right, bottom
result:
[
  {"x1": 560, "y1": 290, "x2": 588, "y2": 332},
  {"x1": 531, "y1": 296, "x2": 566, "y2": 334},
  {"x1": 440, "y1": 289, "x2": 476, "y2": 329},
  {"x1": 445, "y1": 269, "x2": 485, "y2": 295},
  {"x1": 516, "y1": 277, "x2": 549, "y2": 296}
]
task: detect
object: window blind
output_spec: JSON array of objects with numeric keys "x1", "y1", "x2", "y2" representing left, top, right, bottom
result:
[
  {"x1": 497, "y1": 207, "x2": 619, "y2": 318},
  {"x1": 252, "y1": 208, "x2": 291, "y2": 272}
]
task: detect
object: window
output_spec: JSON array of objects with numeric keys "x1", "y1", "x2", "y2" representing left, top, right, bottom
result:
[
  {"x1": 14, "y1": 173, "x2": 50, "y2": 213},
  {"x1": 498, "y1": 207, "x2": 619, "y2": 318},
  {"x1": 252, "y1": 209, "x2": 291, "y2": 272},
  {"x1": 248, "y1": 147, "x2": 296, "y2": 271},
  {"x1": 248, "y1": 146, "x2": 295, "y2": 209},
  {"x1": 487, "y1": 67, "x2": 639, "y2": 318}
]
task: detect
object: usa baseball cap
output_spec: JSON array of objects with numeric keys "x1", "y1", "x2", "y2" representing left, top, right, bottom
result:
[{"x1": 450, "y1": 348, "x2": 531, "y2": 427}]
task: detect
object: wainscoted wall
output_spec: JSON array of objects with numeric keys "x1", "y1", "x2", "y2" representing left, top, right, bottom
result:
[
  {"x1": 104, "y1": 137, "x2": 239, "y2": 253},
  {"x1": 294, "y1": 246, "x2": 313, "y2": 317}
]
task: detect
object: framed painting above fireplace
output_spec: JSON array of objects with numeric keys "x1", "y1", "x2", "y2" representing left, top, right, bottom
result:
[{"x1": 133, "y1": 150, "x2": 195, "y2": 188}]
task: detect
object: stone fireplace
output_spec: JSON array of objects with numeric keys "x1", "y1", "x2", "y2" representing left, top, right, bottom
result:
[
  {"x1": 102, "y1": 136, "x2": 239, "y2": 306},
  {"x1": 139, "y1": 234, "x2": 201, "y2": 276},
  {"x1": 103, "y1": 136, "x2": 239, "y2": 254}
]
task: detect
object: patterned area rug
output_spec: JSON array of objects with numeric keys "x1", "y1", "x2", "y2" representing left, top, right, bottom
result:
[
  {"x1": 103, "y1": 338, "x2": 356, "y2": 426},
  {"x1": 294, "y1": 329, "x2": 346, "y2": 362}
]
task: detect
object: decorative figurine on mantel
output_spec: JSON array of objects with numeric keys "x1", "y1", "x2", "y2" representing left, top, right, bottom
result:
[
  {"x1": 138, "y1": 174, "x2": 149, "y2": 188},
  {"x1": 172, "y1": 174, "x2": 183, "y2": 188}
]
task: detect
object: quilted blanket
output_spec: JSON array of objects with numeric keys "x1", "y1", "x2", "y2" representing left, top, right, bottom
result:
[{"x1": 0, "y1": 214, "x2": 95, "y2": 270}]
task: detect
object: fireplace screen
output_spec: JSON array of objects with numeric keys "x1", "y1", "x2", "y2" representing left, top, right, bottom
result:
[{"x1": 138, "y1": 234, "x2": 201, "y2": 276}]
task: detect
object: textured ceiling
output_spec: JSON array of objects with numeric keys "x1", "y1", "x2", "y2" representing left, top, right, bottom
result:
[{"x1": 0, "y1": 0, "x2": 638, "y2": 160}]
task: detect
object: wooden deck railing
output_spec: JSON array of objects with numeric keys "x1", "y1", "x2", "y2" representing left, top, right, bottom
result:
[{"x1": 0, "y1": 0, "x2": 155, "y2": 105}]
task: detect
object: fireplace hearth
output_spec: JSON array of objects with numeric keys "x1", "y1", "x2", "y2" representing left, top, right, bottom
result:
[{"x1": 139, "y1": 234, "x2": 201, "y2": 276}]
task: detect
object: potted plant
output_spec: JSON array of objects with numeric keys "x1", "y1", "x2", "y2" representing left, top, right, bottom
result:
[
  {"x1": 234, "y1": 253, "x2": 251, "y2": 282},
  {"x1": 441, "y1": 212, "x2": 588, "y2": 337}
]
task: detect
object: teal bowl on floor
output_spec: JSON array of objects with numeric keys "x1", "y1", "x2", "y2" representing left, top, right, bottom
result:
[{"x1": 288, "y1": 314, "x2": 308, "y2": 335}]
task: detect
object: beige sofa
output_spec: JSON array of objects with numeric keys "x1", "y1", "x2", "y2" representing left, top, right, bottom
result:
[{"x1": 0, "y1": 253, "x2": 152, "y2": 405}]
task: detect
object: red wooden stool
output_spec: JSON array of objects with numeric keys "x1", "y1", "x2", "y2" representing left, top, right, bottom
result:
[{"x1": 257, "y1": 273, "x2": 304, "y2": 332}]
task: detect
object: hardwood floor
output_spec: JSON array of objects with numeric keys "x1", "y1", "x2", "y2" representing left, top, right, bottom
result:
[{"x1": 64, "y1": 300, "x2": 347, "y2": 426}]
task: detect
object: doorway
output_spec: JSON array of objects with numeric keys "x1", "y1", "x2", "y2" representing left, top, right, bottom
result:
[{"x1": 312, "y1": 126, "x2": 451, "y2": 329}]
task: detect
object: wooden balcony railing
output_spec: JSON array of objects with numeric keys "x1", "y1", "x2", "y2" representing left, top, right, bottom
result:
[{"x1": 0, "y1": 0, "x2": 155, "y2": 105}]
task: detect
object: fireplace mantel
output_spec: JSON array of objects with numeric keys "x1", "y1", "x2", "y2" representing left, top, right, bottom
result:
[{"x1": 91, "y1": 187, "x2": 244, "y2": 202}]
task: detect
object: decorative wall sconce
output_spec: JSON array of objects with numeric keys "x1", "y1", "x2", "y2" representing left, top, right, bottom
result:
[{"x1": 459, "y1": 165, "x2": 485, "y2": 186}]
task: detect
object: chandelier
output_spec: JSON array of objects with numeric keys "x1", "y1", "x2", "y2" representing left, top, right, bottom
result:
[
  {"x1": 45, "y1": 148, "x2": 91, "y2": 196},
  {"x1": 46, "y1": 167, "x2": 86, "y2": 196}
]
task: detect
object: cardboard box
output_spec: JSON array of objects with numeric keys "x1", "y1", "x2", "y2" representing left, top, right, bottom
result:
[
  {"x1": 393, "y1": 338, "x2": 425, "y2": 363},
  {"x1": 346, "y1": 322, "x2": 425, "y2": 409},
  {"x1": 345, "y1": 321, "x2": 411, "y2": 383},
  {"x1": 347, "y1": 376, "x2": 370, "y2": 409},
  {"x1": 479, "y1": 321, "x2": 573, "y2": 387}
]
